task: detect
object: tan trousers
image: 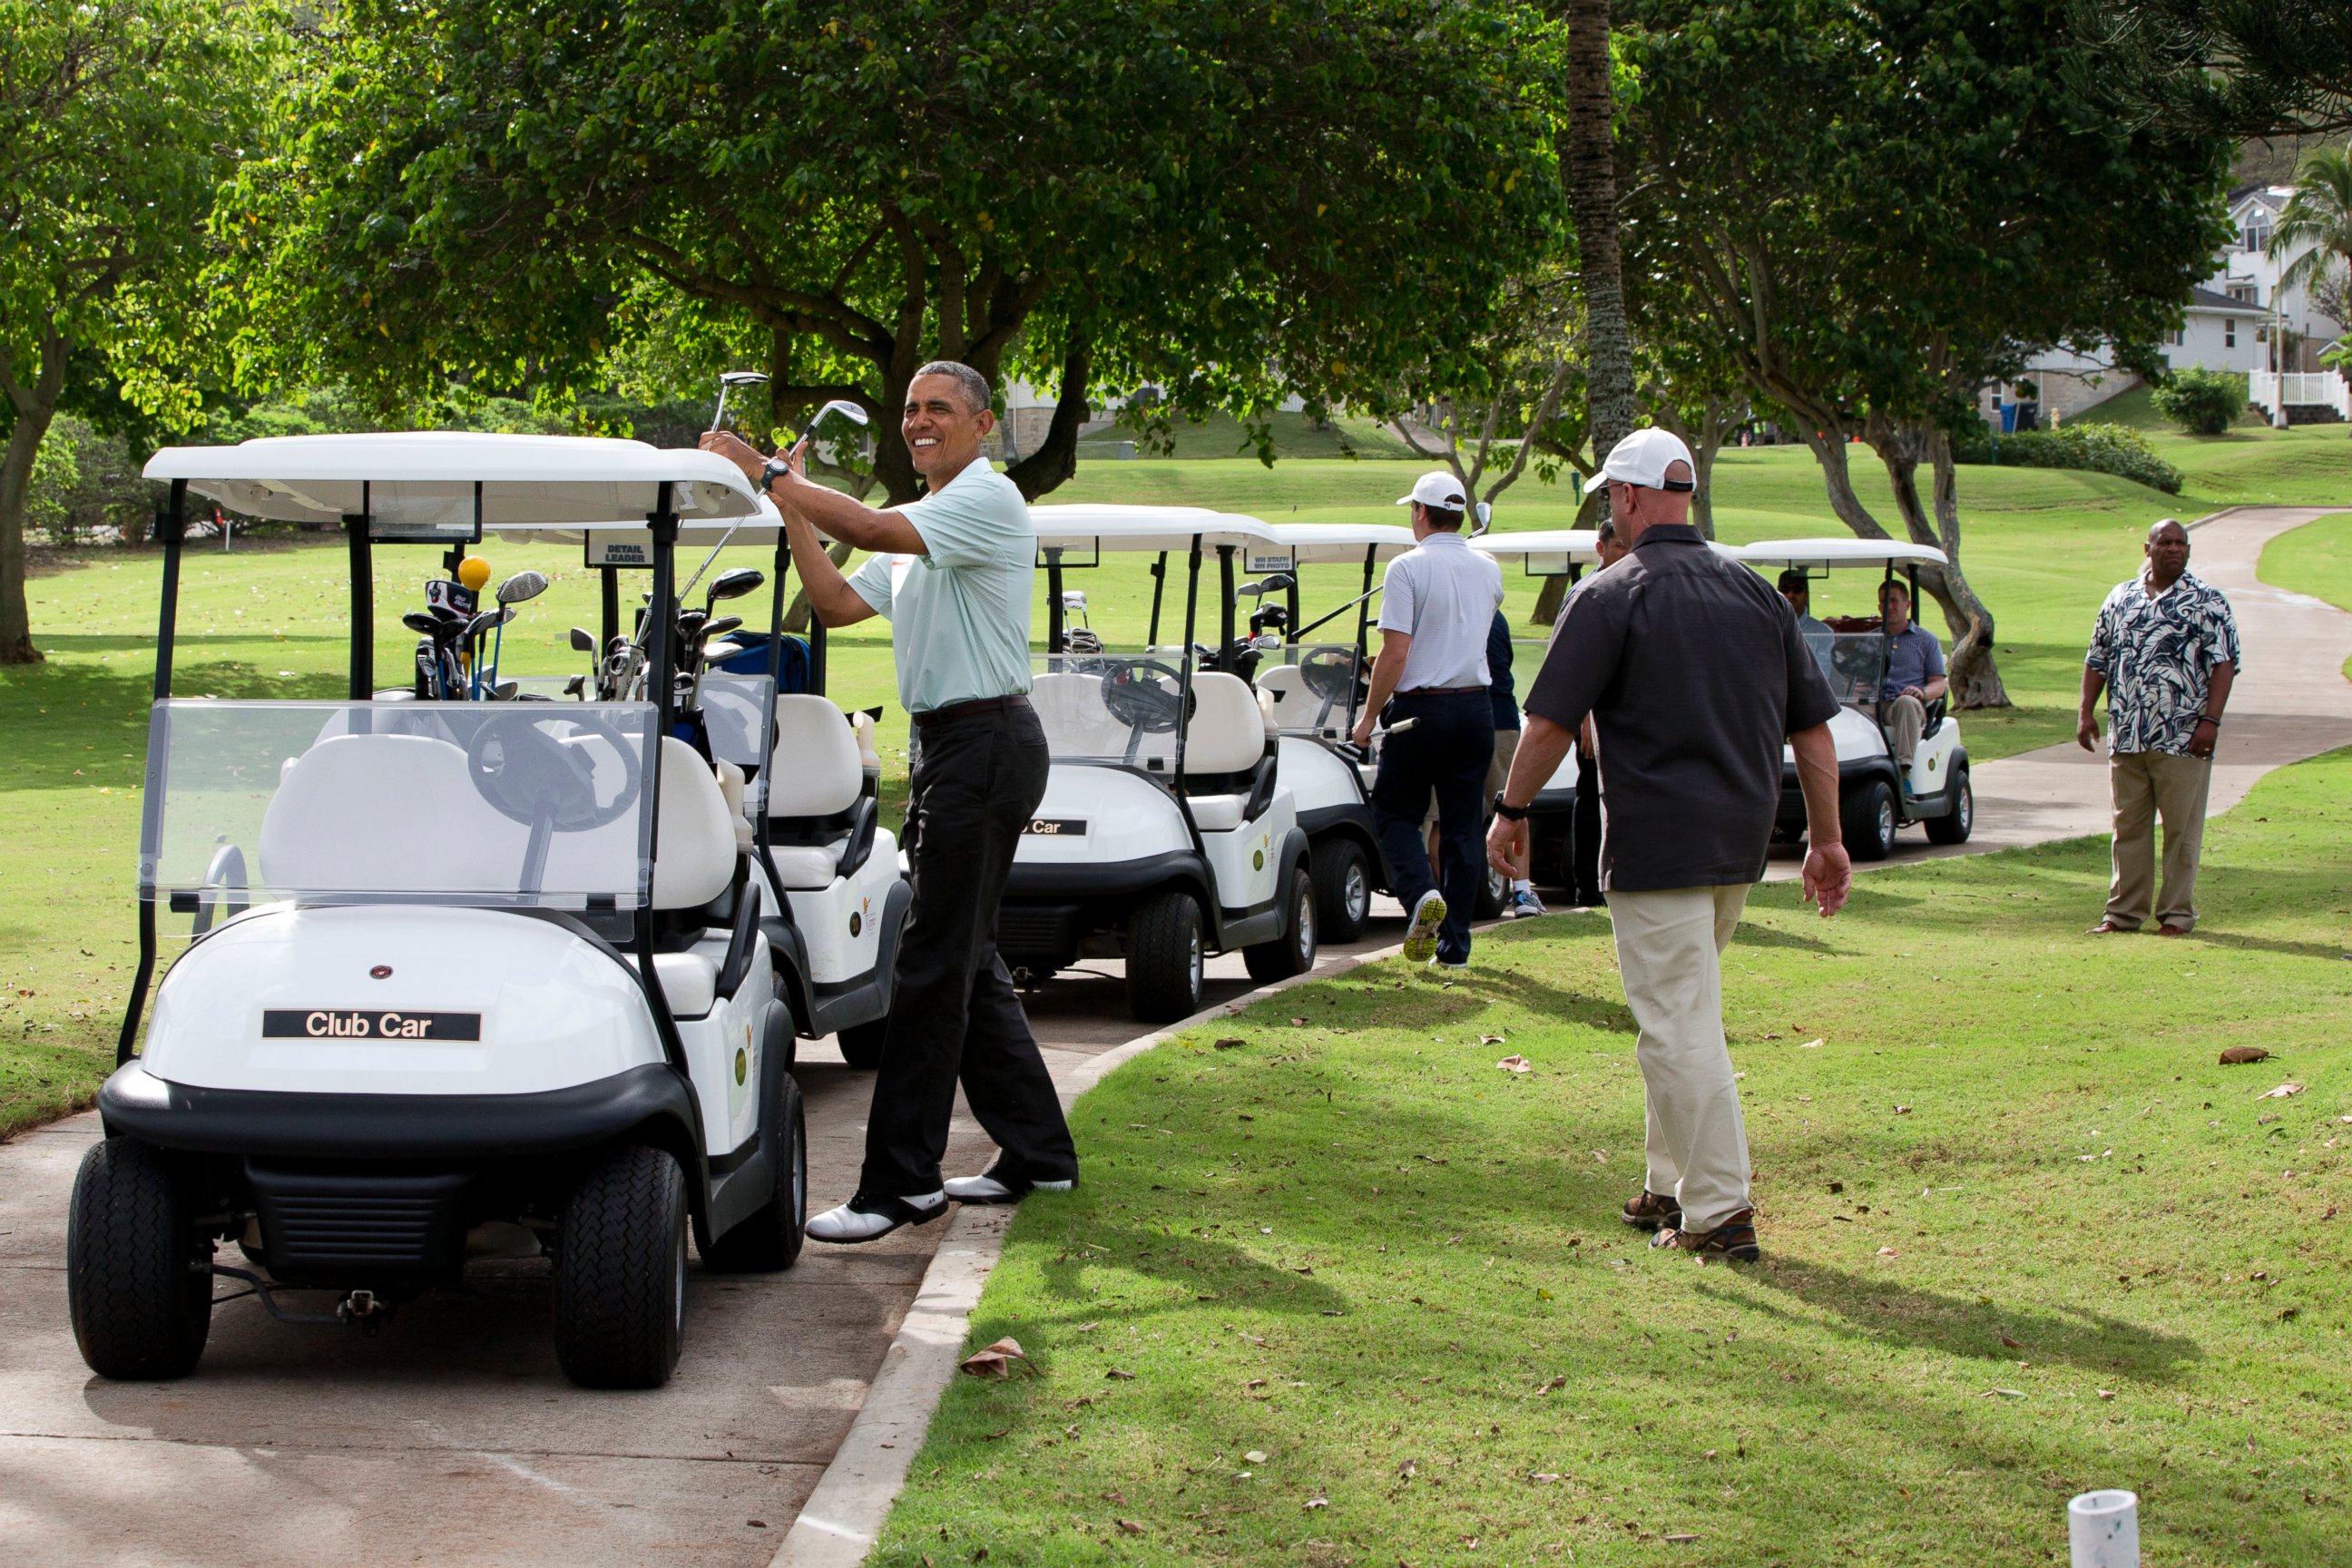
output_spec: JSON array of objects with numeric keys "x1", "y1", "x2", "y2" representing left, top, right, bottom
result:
[
  {"x1": 2106, "y1": 750, "x2": 2212, "y2": 933},
  {"x1": 1609, "y1": 885, "x2": 1752, "y2": 1232},
  {"x1": 1884, "y1": 693, "x2": 1926, "y2": 766}
]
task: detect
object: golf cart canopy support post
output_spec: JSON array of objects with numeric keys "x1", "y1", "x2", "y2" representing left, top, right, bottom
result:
[
  {"x1": 343, "y1": 486, "x2": 371, "y2": 701},
  {"x1": 1045, "y1": 546, "x2": 1066, "y2": 650},
  {"x1": 600, "y1": 565, "x2": 620, "y2": 647},
  {"x1": 120, "y1": 479, "x2": 189, "y2": 1064},
  {"x1": 1147, "y1": 554, "x2": 1166, "y2": 647},
  {"x1": 1219, "y1": 545, "x2": 1237, "y2": 651},
  {"x1": 1181, "y1": 541, "x2": 1202, "y2": 782}
]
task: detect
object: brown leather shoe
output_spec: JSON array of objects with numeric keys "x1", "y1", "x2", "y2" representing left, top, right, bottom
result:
[
  {"x1": 1621, "y1": 1190, "x2": 1682, "y2": 1230},
  {"x1": 2085, "y1": 920, "x2": 2133, "y2": 935},
  {"x1": 1652, "y1": 1208, "x2": 1761, "y2": 1261}
]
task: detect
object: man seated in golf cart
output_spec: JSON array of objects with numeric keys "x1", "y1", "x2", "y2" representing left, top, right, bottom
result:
[
  {"x1": 1865, "y1": 580, "x2": 1945, "y2": 773},
  {"x1": 1778, "y1": 569, "x2": 1834, "y2": 662}
]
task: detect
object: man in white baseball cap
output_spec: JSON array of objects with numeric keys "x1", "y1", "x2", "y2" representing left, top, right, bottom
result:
[
  {"x1": 1349, "y1": 470, "x2": 1505, "y2": 966},
  {"x1": 1595, "y1": 426, "x2": 1700, "y2": 492}
]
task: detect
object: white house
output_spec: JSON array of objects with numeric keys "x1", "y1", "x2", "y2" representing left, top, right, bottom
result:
[{"x1": 2212, "y1": 185, "x2": 2345, "y2": 375}]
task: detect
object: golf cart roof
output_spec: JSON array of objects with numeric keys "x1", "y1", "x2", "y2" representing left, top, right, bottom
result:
[
  {"x1": 1028, "y1": 505, "x2": 1283, "y2": 553},
  {"x1": 1269, "y1": 523, "x2": 1419, "y2": 563},
  {"x1": 1736, "y1": 537, "x2": 1950, "y2": 570},
  {"x1": 1470, "y1": 528, "x2": 1603, "y2": 564},
  {"x1": 143, "y1": 433, "x2": 764, "y2": 528}
]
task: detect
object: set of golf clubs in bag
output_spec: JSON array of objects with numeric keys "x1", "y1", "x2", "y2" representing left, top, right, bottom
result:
[{"x1": 401, "y1": 564, "x2": 551, "y2": 701}]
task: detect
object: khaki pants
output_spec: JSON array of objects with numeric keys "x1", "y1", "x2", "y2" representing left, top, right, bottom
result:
[
  {"x1": 1609, "y1": 885, "x2": 1752, "y2": 1232},
  {"x1": 1885, "y1": 694, "x2": 1926, "y2": 766},
  {"x1": 2106, "y1": 750, "x2": 2212, "y2": 933}
]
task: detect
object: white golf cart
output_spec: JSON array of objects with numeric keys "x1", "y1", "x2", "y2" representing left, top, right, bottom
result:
[
  {"x1": 1734, "y1": 538, "x2": 1974, "y2": 859},
  {"x1": 1006, "y1": 507, "x2": 1316, "y2": 1022},
  {"x1": 1468, "y1": 529, "x2": 1601, "y2": 893},
  {"x1": 75, "y1": 434, "x2": 845, "y2": 1391},
  {"x1": 547, "y1": 498, "x2": 910, "y2": 1068}
]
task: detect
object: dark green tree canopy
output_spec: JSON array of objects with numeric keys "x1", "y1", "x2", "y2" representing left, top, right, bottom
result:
[
  {"x1": 230, "y1": 0, "x2": 1563, "y2": 500},
  {"x1": 2069, "y1": 0, "x2": 2352, "y2": 140}
]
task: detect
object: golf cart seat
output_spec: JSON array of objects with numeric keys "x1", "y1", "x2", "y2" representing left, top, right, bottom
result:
[
  {"x1": 1031, "y1": 669, "x2": 1141, "y2": 757},
  {"x1": 765, "y1": 695, "x2": 877, "y2": 889},
  {"x1": 261, "y1": 732, "x2": 499, "y2": 892},
  {"x1": 1256, "y1": 662, "x2": 1308, "y2": 720},
  {"x1": 1178, "y1": 671, "x2": 1270, "y2": 831}
]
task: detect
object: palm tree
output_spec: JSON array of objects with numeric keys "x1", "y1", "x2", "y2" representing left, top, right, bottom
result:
[{"x1": 2268, "y1": 142, "x2": 2352, "y2": 354}]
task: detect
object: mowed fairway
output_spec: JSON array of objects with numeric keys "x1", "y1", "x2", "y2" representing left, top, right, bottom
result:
[
  {"x1": 1, "y1": 431, "x2": 2344, "y2": 1135},
  {"x1": 869, "y1": 748, "x2": 2352, "y2": 1568}
]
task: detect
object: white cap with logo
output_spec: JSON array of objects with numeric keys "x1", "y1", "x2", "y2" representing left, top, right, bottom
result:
[
  {"x1": 1396, "y1": 470, "x2": 1469, "y2": 510},
  {"x1": 1596, "y1": 427, "x2": 1697, "y2": 492}
]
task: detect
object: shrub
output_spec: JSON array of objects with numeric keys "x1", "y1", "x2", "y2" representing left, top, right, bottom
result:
[
  {"x1": 1951, "y1": 420, "x2": 2183, "y2": 494},
  {"x1": 2149, "y1": 367, "x2": 2248, "y2": 436}
]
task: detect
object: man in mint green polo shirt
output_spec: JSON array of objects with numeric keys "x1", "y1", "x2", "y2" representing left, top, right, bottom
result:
[{"x1": 701, "y1": 361, "x2": 1077, "y2": 1243}]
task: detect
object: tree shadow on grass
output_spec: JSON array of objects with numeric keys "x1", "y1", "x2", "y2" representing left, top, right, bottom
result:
[
  {"x1": 1020, "y1": 1216, "x2": 1351, "y2": 1332},
  {"x1": 1709, "y1": 1258, "x2": 2203, "y2": 1385}
]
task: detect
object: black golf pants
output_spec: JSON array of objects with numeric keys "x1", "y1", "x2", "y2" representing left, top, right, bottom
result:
[
  {"x1": 1370, "y1": 690, "x2": 1494, "y2": 965},
  {"x1": 859, "y1": 701, "x2": 1078, "y2": 1198}
]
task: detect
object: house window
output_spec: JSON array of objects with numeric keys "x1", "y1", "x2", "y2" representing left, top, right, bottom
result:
[
  {"x1": 2228, "y1": 283, "x2": 2257, "y2": 303},
  {"x1": 2244, "y1": 219, "x2": 2271, "y2": 252},
  {"x1": 2169, "y1": 327, "x2": 2186, "y2": 347},
  {"x1": 2225, "y1": 321, "x2": 2238, "y2": 348}
]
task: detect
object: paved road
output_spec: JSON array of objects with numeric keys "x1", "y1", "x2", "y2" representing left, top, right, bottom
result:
[{"x1": 4, "y1": 506, "x2": 2343, "y2": 1565}]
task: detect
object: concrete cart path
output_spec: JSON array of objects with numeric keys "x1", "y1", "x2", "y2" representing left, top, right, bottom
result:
[
  {"x1": 5, "y1": 507, "x2": 2343, "y2": 1565},
  {"x1": 1762, "y1": 505, "x2": 2352, "y2": 881}
]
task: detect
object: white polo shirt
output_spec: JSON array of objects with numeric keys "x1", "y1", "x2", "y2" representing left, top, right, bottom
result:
[{"x1": 1377, "y1": 530, "x2": 1505, "y2": 691}]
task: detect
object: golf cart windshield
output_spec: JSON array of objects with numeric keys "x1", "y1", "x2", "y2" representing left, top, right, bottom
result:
[
  {"x1": 1029, "y1": 652, "x2": 1200, "y2": 769},
  {"x1": 1814, "y1": 633, "x2": 1890, "y2": 707},
  {"x1": 142, "y1": 700, "x2": 660, "y2": 920},
  {"x1": 1255, "y1": 642, "x2": 1368, "y2": 739},
  {"x1": 698, "y1": 673, "x2": 779, "y2": 815}
]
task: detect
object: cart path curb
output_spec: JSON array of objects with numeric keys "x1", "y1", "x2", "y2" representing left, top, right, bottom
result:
[{"x1": 767, "y1": 942, "x2": 1409, "y2": 1568}]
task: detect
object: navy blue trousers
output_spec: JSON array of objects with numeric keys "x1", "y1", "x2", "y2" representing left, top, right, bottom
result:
[{"x1": 1370, "y1": 691, "x2": 1494, "y2": 963}]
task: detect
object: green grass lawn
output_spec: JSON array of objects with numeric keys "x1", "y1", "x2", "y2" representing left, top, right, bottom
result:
[
  {"x1": 5, "y1": 433, "x2": 2349, "y2": 1135},
  {"x1": 871, "y1": 749, "x2": 2352, "y2": 1567}
]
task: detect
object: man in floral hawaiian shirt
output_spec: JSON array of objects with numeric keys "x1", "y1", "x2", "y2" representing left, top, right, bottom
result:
[{"x1": 2078, "y1": 518, "x2": 2239, "y2": 936}]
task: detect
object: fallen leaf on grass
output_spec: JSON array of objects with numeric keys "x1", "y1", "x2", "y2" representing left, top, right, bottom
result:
[
  {"x1": 1537, "y1": 1375, "x2": 1567, "y2": 1393},
  {"x1": 1289, "y1": 1016, "x2": 1307, "y2": 1026},
  {"x1": 1074, "y1": 1322, "x2": 1100, "y2": 1332},
  {"x1": 1999, "y1": 1335, "x2": 2024, "y2": 1350},
  {"x1": 2218, "y1": 1045, "x2": 2272, "y2": 1065},
  {"x1": 1664, "y1": 1534, "x2": 1701, "y2": 1544},
  {"x1": 1893, "y1": 1104, "x2": 1913, "y2": 1115},
  {"x1": 1497, "y1": 1054, "x2": 1532, "y2": 1073},
  {"x1": 1105, "y1": 1367, "x2": 1136, "y2": 1380},
  {"x1": 1480, "y1": 1034, "x2": 1506, "y2": 1045},
  {"x1": 959, "y1": 1338, "x2": 1026, "y2": 1377},
  {"x1": 1115, "y1": 1519, "x2": 1144, "y2": 1535},
  {"x1": 1303, "y1": 1496, "x2": 1328, "y2": 1511},
  {"x1": 1531, "y1": 1472, "x2": 1563, "y2": 1484},
  {"x1": 2257, "y1": 1082, "x2": 2305, "y2": 1100},
  {"x1": 1984, "y1": 1387, "x2": 2028, "y2": 1398},
  {"x1": 1800, "y1": 1038, "x2": 1824, "y2": 1049},
  {"x1": 2097, "y1": 1389, "x2": 2116, "y2": 1400},
  {"x1": 1244, "y1": 1450, "x2": 1268, "y2": 1464},
  {"x1": 1214, "y1": 1037, "x2": 1247, "y2": 1051},
  {"x1": 1877, "y1": 1247, "x2": 1899, "y2": 1257},
  {"x1": 1536, "y1": 1287, "x2": 1553, "y2": 1300},
  {"x1": 1397, "y1": 1458, "x2": 1418, "y2": 1479}
]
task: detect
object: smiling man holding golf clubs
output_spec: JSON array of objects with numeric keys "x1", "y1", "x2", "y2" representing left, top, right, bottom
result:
[{"x1": 702, "y1": 362, "x2": 1079, "y2": 1243}]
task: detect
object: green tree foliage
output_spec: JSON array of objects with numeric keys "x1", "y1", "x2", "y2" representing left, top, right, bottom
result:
[
  {"x1": 2268, "y1": 142, "x2": 2352, "y2": 311},
  {"x1": 1615, "y1": 0, "x2": 2233, "y2": 705},
  {"x1": 0, "y1": 0, "x2": 264, "y2": 662},
  {"x1": 227, "y1": 0, "x2": 1563, "y2": 504},
  {"x1": 2069, "y1": 0, "x2": 2352, "y2": 139},
  {"x1": 2150, "y1": 367, "x2": 2251, "y2": 436}
]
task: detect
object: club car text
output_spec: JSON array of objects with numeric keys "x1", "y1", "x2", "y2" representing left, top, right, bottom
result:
[{"x1": 262, "y1": 1009, "x2": 482, "y2": 1041}]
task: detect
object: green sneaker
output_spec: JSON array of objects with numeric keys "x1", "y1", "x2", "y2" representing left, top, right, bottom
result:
[{"x1": 1403, "y1": 890, "x2": 1448, "y2": 964}]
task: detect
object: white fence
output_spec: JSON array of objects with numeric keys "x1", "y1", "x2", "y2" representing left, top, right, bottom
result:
[{"x1": 2248, "y1": 370, "x2": 2351, "y2": 424}]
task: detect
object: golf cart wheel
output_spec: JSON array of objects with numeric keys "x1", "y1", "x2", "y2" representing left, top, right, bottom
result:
[
  {"x1": 1244, "y1": 865, "x2": 1318, "y2": 983},
  {"x1": 701, "y1": 1074, "x2": 807, "y2": 1273},
  {"x1": 1126, "y1": 888, "x2": 1205, "y2": 1023},
  {"x1": 836, "y1": 1017, "x2": 887, "y2": 1071},
  {"x1": 1841, "y1": 778, "x2": 1898, "y2": 862},
  {"x1": 1475, "y1": 856, "x2": 1507, "y2": 920},
  {"x1": 67, "y1": 1137, "x2": 213, "y2": 1381},
  {"x1": 1925, "y1": 768, "x2": 1974, "y2": 845},
  {"x1": 1310, "y1": 839, "x2": 1372, "y2": 944},
  {"x1": 554, "y1": 1143, "x2": 687, "y2": 1389}
]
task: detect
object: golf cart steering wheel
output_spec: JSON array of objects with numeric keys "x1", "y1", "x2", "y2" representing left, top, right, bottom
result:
[
  {"x1": 1298, "y1": 647, "x2": 1363, "y2": 704},
  {"x1": 1099, "y1": 659, "x2": 1190, "y2": 734},
  {"x1": 464, "y1": 710, "x2": 644, "y2": 832}
]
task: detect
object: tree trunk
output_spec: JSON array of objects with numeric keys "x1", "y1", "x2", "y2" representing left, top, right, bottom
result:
[
  {"x1": 1651, "y1": 394, "x2": 1738, "y2": 539},
  {"x1": 1868, "y1": 421, "x2": 2009, "y2": 709},
  {"x1": 0, "y1": 331, "x2": 69, "y2": 665},
  {"x1": 1004, "y1": 338, "x2": 1093, "y2": 501},
  {"x1": 1564, "y1": 0, "x2": 1636, "y2": 461}
]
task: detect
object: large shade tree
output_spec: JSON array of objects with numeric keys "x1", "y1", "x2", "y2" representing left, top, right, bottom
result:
[
  {"x1": 2069, "y1": 0, "x2": 2352, "y2": 139},
  {"x1": 0, "y1": 0, "x2": 260, "y2": 663},
  {"x1": 1617, "y1": 0, "x2": 2232, "y2": 706},
  {"x1": 230, "y1": 0, "x2": 1563, "y2": 503}
]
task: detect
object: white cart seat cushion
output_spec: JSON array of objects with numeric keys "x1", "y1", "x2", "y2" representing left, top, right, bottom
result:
[
  {"x1": 1183, "y1": 671, "x2": 1266, "y2": 775},
  {"x1": 769, "y1": 696, "x2": 863, "y2": 818},
  {"x1": 1257, "y1": 663, "x2": 1307, "y2": 715},
  {"x1": 852, "y1": 710, "x2": 881, "y2": 772},
  {"x1": 769, "y1": 841, "x2": 845, "y2": 890},
  {"x1": 260, "y1": 733, "x2": 490, "y2": 892},
  {"x1": 650, "y1": 737, "x2": 738, "y2": 910}
]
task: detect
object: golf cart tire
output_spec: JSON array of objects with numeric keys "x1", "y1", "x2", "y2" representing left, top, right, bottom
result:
[
  {"x1": 554, "y1": 1143, "x2": 688, "y2": 1389},
  {"x1": 1475, "y1": 857, "x2": 1507, "y2": 921},
  {"x1": 701, "y1": 1074, "x2": 807, "y2": 1273},
  {"x1": 1244, "y1": 864, "x2": 1318, "y2": 984},
  {"x1": 1126, "y1": 888, "x2": 1205, "y2": 1023},
  {"x1": 67, "y1": 1137, "x2": 212, "y2": 1381},
  {"x1": 1310, "y1": 838, "x2": 1372, "y2": 944},
  {"x1": 836, "y1": 1018, "x2": 887, "y2": 1071},
  {"x1": 1924, "y1": 767, "x2": 1974, "y2": 845},
  {"x1": 1841, "y1": 777, "x2": 1897, "y2": 862}
]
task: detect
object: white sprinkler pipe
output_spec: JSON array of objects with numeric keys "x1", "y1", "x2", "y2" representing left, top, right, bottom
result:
[{"x1": 2068, "y1": 1489, "x2": 2139, "y2": 1568}]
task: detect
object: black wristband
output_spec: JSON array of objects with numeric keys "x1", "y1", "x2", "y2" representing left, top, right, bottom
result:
[
  {"x1": 1492, "y1": 794, "x2": 1529, "y2": 822},
  {"x1": 759, "y1": 456, "x2": 792, "y2": 493}
]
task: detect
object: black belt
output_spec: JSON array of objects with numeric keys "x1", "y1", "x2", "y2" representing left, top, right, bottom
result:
[
  {"x1": 911, "y1": 694, "x2": 1031, "y2": 729},
  {"x1": 1399, "y1": 684, "x2": 1487, "y2": 697}
]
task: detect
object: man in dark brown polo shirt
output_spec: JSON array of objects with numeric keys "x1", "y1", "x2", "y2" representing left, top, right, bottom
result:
[{"x1": 1486, "y1": 428, "x2": 1851, "y2": 1261}]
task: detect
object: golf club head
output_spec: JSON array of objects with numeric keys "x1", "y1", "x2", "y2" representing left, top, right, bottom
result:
[
  {"x1": 570, "y1": 626, "x2": 596, "y2": 653},
  {"x1": 710, "y1": 369, "x2": 770, "y2": 435},
  {"x1": 1238, "y1": 579, "x2": 1268, "y2": 600},
  {"x1": 797, "y1": 398, "x2": 875, "y2": 475},
  {"x1": 1471, "y1": 500, "x2": 1493, "y2": 537},
  {"x1": 702, "y1": 615, "x2": 744, "y2": 640},
  {"x1": 564, "y1": 674, "x2": 587, "y2": 698},
  {"x1": 464, "y1": 608, "x2": 505, "y2": 641},
  {"x1": 401, "y1": 611, "x2": 440, "y2": 634},
  {"x1": 496, "y1": 570, "x2": 550, "y2": 605},
  {"x1": 1062, "y1": 590, "x2": 1089, "y2": 611},
  {"x1": 492, "y1": 680, "x2": 519, "y2": 701},
  {"x1": 705, "y1": 566, "x2": 765, "y2": 605}
]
